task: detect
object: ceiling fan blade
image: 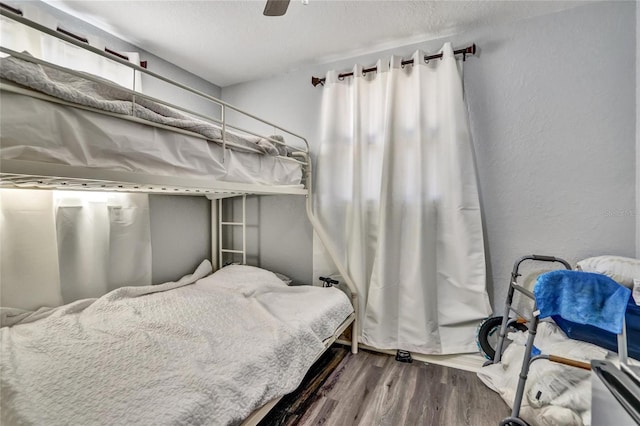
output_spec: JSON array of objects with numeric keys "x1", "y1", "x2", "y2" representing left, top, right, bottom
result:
[{"x1": 263, "y1": 0, "x2": 290, "y2": 16}]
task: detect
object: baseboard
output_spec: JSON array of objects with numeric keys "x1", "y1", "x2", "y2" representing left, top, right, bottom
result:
[{"x1": 335, "y1": 339, "x2": 486, "y2": 372}]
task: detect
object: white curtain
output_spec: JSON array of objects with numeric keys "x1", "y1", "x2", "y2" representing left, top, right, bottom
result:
[
  {"x1": 314, "y1": 43, "x2": 491, "y2": 354},
  {"x1": 0, "y1": 190, "x2": 151, "y2": 310},
  {"x1": 1, "y1": 6, "x2": 142, "y2": 91}
]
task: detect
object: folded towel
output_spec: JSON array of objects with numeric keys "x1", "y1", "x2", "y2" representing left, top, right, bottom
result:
[{"x1": 534, "y1": 270, "x2": 631, "y2": 334}]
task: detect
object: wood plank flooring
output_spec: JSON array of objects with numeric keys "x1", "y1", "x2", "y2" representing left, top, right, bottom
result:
[{"x1": 259, "y1": 346, "x2": 510, "y2": 426}]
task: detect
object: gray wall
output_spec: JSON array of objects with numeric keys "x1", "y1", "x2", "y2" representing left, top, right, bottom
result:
[
  {"x1": 223, "y1": 1, "x2": 637, "y2": 306},
  {"x1": 149, "y1": 195, "x2": 211, "y2": 283},
  {"x1": 217, "y1": 195, "x2": 312, "y2": 284},
  {"x1": 14, "y1": 1, "x2": 217, "y2": 283}
]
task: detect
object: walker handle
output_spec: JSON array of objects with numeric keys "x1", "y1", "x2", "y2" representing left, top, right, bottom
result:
[
  {"x1": 531, "y1": 254, "x2": 559, "y2": 262},
  {"x1": 549, "y1": 355, "x2": 592, "y2": 370}
]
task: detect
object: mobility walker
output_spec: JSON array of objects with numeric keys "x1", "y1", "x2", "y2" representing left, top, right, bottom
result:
[{"x1": 485, "y1": 255, "x2": 637, "y2": 426}]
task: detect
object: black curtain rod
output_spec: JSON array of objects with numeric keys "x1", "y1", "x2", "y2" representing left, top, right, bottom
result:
[
  {"x1": 0, "y1": 1, "x2": 21, "y2": 15},
  {"x1": 311, "y1": 43, "x2": 476, "y2": 87}
]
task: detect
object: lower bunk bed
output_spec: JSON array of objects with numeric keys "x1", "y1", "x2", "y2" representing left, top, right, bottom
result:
[{"x1": 0, "y1": 261, "x2": 355, "y2": 425}]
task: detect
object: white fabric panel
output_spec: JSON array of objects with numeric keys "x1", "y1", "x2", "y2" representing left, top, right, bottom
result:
[
  {"x1": 54, "y1": 192, "x2": 152, "y2": 303},
  {"x1": 1, "y1": 5, "x2": 141, "y2": 91},
  {"x1": 314, "y1": 44, "x2": 491, "y2": 354},
  {"x1": 0, "y1": 14, "x2": 44, "y2": 58},
  {"x1": 0, "y1": 189, "x2": 152, "y2": 310},
  {"x1": 0, "y1": 91, "x2": 303, "y2": 186},
  {"x1": 0, "y1": 190, "x2": 63, "y2": 310}
]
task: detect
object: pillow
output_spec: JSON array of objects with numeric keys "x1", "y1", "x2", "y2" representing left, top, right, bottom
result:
[
  {"x1": 576, "y1": 256, "x2": 640, "y2": 288},
  {"x1": 273, "y1": 272, "x2": 293, "y2": 285}
]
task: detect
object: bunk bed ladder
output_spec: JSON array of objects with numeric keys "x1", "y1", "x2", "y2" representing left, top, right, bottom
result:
[{"x1": 218, "y1": 195, "x2": 247, "y2": 267}]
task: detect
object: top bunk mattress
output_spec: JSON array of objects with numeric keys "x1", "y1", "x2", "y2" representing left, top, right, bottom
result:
[
  {"x1": 0, "y1": 89, "x2": 303, "y2": 187},
  {"x1": 0, "y1": 55, "x2": 305, "y2": 189}
]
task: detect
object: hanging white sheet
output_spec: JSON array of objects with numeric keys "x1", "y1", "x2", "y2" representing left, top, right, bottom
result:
[
  {"x1": 0, "y1": 189, "x2": 152, "y2": 310},
  {"x1": 0, "y1": 190, "x2": 63, "y2": 310},
  {"x1": 1, "y1": 3, "x2": 142, "y2": 91},
  {"x1": 54, "y1": 191, "x2": 152, "y2": 303},
  {"x1": 314, "y1": 43, "x2": 492, "y2": 354}
]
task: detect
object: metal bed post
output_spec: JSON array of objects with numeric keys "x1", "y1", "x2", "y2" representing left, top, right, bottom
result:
[
  {"x1": 296, "y1": 151, "x2": 360, "y2": 354},
  {"x1": 242, "y1": 195, "x2": 247, "y2": 265},
  {"x1": 221, "y1": 104, "x2": 226, "y2": 163},
  {"x1": 211, "y1": 197, "x2": 219, "y2": 271},
  {"x1": 218, "y1": 198, "x2": 224, "y2": 269}
]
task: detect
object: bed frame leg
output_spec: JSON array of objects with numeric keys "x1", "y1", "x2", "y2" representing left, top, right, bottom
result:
[
  {"x1": 351, "y1": 295, "x2": 358, "y2": 354},
  {"x1": 351, "y1": 328, "x2": 358, "y2": 354}
]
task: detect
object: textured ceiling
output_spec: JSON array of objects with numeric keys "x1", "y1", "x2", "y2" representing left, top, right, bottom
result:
[{"x1": 43, "y1": 0, "x2": 586, "y2": 87}]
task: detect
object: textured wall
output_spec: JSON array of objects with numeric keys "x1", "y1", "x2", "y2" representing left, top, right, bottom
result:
[
  {"x1": 465, "y1": 1, "x2": 635, "y2": 306},
  {"x1": 223, "y1": 2, "x2": 636, "y2": 305}
]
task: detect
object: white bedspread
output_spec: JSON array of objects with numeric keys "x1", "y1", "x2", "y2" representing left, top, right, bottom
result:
[
  {"x1": 477, "y1": 321, "x2": 610, "y2": 426},
  {"x1": 0, "y1": 91, "x2": 303, "y2": 186},
  {"x1": 0, "y1": 55, "x2": 281, "y2": 155},
  {"x1": 0, "y1": 262, "x2": 353, "y2": 426}
]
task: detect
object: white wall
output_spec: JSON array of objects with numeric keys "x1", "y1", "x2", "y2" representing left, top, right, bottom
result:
[
  {"x1": 223, "y1": 1, "x2": 637, "y2": 306},
  {"x1": 637, "y1": 1, "x2": 640, "y2": 259}
]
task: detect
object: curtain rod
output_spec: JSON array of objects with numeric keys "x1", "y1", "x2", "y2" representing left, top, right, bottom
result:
[{"x1": 311, "y1": 43, "x2": 476, "y2": 87}]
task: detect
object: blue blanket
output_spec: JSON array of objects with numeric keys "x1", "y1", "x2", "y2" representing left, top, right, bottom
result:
[{"x1": 534, "y1": 270, "x2": 631, "y2": 334}]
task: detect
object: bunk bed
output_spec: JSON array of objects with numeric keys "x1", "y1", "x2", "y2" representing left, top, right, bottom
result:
[{"x1": 0, "y1": 7, "x2": 359, "y2": 425}]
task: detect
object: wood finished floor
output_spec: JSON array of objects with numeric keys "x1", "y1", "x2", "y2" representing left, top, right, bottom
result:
[{"x1": 260, "y1": 346, "x2": 510, "y2": 426}]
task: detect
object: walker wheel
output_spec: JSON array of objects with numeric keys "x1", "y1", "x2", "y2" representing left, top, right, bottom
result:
[
  {"x1": 499, "y1": 418, "x2": 529, "y2": 426},
  {"x1": 477, "y1": 316, "x2": 528, "y2": 361}
]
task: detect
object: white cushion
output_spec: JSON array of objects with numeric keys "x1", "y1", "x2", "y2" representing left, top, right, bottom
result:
[{"x1": 576, "y1": 255, "x2": 640, "y2": 288}]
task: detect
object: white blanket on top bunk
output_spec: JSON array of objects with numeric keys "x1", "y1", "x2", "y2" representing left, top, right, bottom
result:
[
  {"x1": 0, "y1": 262, "x2": 353, "y2": 426},
  {"x1": 0, "y1": 55, "x2": 283, "y2": 156}
]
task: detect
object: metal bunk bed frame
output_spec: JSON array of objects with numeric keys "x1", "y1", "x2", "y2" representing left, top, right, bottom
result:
[{"x1": 0, "y1": 7, "x2": 359, "y2": 424}]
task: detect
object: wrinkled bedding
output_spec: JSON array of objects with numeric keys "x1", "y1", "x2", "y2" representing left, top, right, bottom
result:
[
  {"x1": 477, "y1": 321, "x2": 610, "y2": 426},
  {"x1": 0, "y1": 55, "x2": 283, "y2": 155},
  {"x1": 0, "y1": 262, "x2": 353, "y2": 426}
]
